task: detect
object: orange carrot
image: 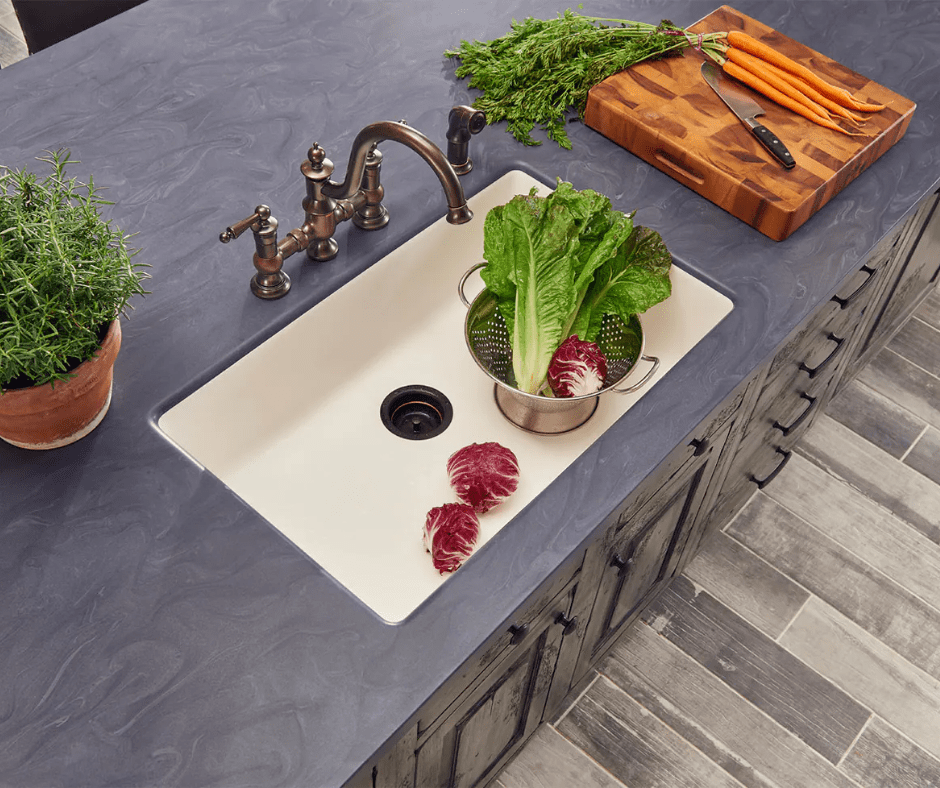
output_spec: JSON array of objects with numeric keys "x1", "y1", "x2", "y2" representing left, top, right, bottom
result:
[
  {"x1": 764, "y1": 63, "x2": 868, "y2": 125},
  {"x1": 727, "y1": 30, "x2": 886, "y2": 112},
  {"x1": 726, "y1": 46, "x2": 867, "y2": 126},
  {"x1": 725, "y1": 47, "x2": 831, "y2": 121},
  {"x1": 723, "y1": 60, "x2": 863, "y2": 136}
]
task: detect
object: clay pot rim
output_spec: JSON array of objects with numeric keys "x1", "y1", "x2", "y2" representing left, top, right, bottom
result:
[{"x1": 0, "y1": 319, "x2": 122, "y2": 405}]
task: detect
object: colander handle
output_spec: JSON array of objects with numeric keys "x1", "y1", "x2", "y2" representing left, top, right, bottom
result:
[
  {"x1": 458, "y1": 262, "x2": 487, "y2": 307},
  {"x1": 610, "y1": 354, "x2": 660, "y2": 394}
]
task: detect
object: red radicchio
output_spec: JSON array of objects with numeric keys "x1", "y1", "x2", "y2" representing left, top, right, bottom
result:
[
  {"x1": 447, "y1": 442, "x2": 520, "y2": 514},
  {"x1": 424, "y1": 503, "x2": 480, "y2": 574},
  {"x1": 547, "y1": 335, "x2": 608, "y2": 398}
]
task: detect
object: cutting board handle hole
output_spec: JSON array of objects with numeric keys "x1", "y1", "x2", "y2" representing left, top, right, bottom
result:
[{"x1": 654, "y1": 150, "x2": 705, "y2": 185}]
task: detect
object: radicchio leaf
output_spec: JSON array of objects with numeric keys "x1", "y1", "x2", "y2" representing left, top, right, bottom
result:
[
  {"x1": 547, "y1": 335, "x2": 608, "y2": 397},
  {"x1": 423, "y1": 503, "x2": 480, "y2": 575},
  {"x1": 447, "y1": 442, "x2": 520, "y2": 513}
]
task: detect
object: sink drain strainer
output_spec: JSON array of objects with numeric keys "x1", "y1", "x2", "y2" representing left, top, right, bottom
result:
[{"x1": 380, "y1": 385, "x2": 453, "y2": 440}]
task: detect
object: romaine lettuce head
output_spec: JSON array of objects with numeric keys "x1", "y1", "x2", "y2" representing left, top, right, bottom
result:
[{"x1": 480, "y1": 181, "x2": 671, "y2": 395}]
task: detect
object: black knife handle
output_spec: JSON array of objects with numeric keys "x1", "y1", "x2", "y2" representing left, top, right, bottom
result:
[{"x1": 750, "y1": 124, "x2": 795, "y2": 169}]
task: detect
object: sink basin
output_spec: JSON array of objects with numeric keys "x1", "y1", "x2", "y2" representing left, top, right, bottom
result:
[{"x1": 158, "y1": 171, "x2": 733, "y2": 622}]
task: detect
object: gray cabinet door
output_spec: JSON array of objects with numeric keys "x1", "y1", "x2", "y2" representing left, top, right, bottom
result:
[
  {"x1": 851, "y1": 192, "x2": 940, "y2": 374},
  {"x1": 414, "y1": 585, "x2": 576, "y2": 788},
  {"x1": 574, "y1": 435, "x2": 723, "y2": 680}
]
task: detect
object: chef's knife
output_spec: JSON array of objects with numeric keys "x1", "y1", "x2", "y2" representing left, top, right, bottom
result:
[{"x1": 701, "y1": 62, "x2": 795, "y2": 170}]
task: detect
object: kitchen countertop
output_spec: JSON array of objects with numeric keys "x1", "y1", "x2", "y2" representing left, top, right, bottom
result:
[{"x1": 1, "y1": 1, "x2": 937, "y2": 786}]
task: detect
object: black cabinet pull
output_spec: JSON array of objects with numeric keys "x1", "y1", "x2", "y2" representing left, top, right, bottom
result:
[
  {"x1": 831, "y1": 264, "x2": 877, "y2": 309},
  {"x1": 690, "y1": 437, "x2": 709, "y2": 456},
  {"x1": 773, "y1": 393, "x2": 818, "y2": 436},
  {"x1": 750, "y1": 448, "x2": 792, "y2": 489},
  {"x1": 508, "y1": 623, "x2": 528, "y2": 645},
  {"x1": 555, "y1": 612, "x2": 578, "y2": 636},
  {"x1": 610, "y1": 546, "x2": 636, "y2": 576},
  {"x1": 799, "y1": 333, "x2": 845, "y2": 379}
]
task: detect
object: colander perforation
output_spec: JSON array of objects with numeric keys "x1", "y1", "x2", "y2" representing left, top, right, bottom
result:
[{"x1": 465, "y1": 291, "x2": 643, "y2": 394}]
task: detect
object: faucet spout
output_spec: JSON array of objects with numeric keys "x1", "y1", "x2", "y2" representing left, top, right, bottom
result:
[{"x1": 322, "y1": 120, "x2": 472, "y2": 224}]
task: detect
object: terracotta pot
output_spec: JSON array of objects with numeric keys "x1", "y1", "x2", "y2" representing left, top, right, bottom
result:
[{"x1": 0, "y1": 320, "x2": 122, "y2": 450}]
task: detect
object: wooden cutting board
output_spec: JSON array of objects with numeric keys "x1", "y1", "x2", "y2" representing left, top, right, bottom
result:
[{"x1": 583, "y1": 5, "x2": 916, "y2": 241}]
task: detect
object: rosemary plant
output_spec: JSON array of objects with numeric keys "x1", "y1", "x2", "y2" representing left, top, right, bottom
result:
[
  {"x1": 0, "y1": 150, "x2": 149, "y2": 389},
  {"x1": 445, "y1": 9, "x2": 727, "y2": 149}
]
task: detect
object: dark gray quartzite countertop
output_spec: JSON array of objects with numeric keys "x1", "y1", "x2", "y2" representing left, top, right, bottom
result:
[{"x1": 1, "y1": 1, "x2": 938, "y2": 786}]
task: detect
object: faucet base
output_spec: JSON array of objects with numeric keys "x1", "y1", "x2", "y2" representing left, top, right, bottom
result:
[
  {"x1": 307, "y1": 238, "x2": 339, "y2": 262},
  {"x1": 251, "y1": 271, "x2": 291, "y2": 300},
  {"x1": 353, "y1": 204, "x2": 390, "y2": 231}
]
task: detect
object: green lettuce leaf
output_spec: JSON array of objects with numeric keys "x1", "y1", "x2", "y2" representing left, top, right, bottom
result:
[
  {"x1": 481, "y1": 187, "x2": 580, "y2": 393},
  {"x1": 480, "y1": 181, "x2": 671, "y2": 394},
  {"x1": 569, "y1": 225, "x2": 672, "y2": 342}
]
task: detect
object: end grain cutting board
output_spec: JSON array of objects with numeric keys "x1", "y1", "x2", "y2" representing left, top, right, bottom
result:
[{"x1": 583, "y1": 5, "x2": 916, "y2": 241}]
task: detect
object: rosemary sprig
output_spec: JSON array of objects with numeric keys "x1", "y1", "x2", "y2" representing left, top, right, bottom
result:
[{"x1": 445, "y1": 9, "x2": 727, "y2": 149}]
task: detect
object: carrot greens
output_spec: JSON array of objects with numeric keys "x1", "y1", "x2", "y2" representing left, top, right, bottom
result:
[
  {"x1": 445, "y1": 9, "x2": 727, "y2": 149},
  {"x1": 447, "y1": 11, "x2": 889, "y2": 147}
]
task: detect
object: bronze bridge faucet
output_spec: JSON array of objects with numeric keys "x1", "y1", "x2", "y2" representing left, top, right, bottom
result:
[{"x1": 220, "y1": 107, "x2": 485, "y2": 299}]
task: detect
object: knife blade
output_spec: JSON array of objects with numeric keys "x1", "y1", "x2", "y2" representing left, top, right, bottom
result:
[{"x1": 701, "y1": 62, "x2": 795, "y2": 170}]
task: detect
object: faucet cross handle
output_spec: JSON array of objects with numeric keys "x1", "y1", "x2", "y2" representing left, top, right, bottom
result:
[
  {"x1": 220, "y1": 205, "x2": 273, "y2": 244},
  {"x1": 220, "y1": 205, "x2": 291, "y2": 300}
]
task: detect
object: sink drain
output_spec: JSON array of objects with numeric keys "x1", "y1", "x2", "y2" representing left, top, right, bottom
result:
[{"x1": 380, "y1": 385, "x2": 453, "y2": 440}]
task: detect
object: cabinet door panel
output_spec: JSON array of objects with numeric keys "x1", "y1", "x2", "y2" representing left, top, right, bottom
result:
[
  {"x1": 604, "y1": 489, "x2": 689, "y2": 634},
  {"x1": 416, "y1": 559, "x2": 580, "y2": 742},
  {"x1": 415, "y1": 587, "x2": 574, "y2": 788},
  {"x1": 451, "y1": 642, "x2": 541, "y2": 788},
  {"x1": 575, "y1": 437, "x2": 723, "y2": 681},
  {"x1": 853, "y1": 193, "x2": 940, "y2": 371}
]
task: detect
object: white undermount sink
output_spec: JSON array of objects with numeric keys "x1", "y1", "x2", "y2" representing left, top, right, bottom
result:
[{"x1": 158, "y1": 171, "x2": 733, "y2": 622}]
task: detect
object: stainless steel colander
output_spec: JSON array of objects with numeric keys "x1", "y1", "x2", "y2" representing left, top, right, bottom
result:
[{"x1": 458, "y1": 264, "x2": 660, "y2": 434}]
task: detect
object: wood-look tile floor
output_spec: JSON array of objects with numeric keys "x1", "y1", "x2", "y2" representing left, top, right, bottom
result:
[
  {"x1": 0, "y1": 0, "x2": 27, "y2": 68},
  {"x1": 498, "y1": 289, "x2": 940, "y2": 788}
]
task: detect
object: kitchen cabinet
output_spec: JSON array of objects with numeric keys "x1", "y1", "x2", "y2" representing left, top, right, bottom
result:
[
  {"x1": 571, "y1": 419, "x2": 733, "y2": 687},
  {"x1": 412, "y1": 580, "x2": 579, "y2": 788},
  {"x1": 840, "y1": 191, "x2": 940, "y2": 387},
  {"x1": 350, "y1": 561, "x2": 584, "y2": 788},
  {"x1": 702, "y1": 222, "x2": 906, "y2": 535}
]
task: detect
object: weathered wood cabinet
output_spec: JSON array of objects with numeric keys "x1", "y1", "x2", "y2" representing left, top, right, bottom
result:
[
  {"x1": 414, "y1": 581, "x2": 577, "y2": 788},
  {"x1": 351, "y1": 189, "x2": 940, "y2": 788},
  {"x1": 570, "y1": 419, "x2": 732, "y2": 691}
]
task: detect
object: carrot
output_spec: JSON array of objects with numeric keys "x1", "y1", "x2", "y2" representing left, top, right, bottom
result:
[
  {"x1": 722, "y1": 60, "x2": 864, "y2": 136},
  {"x1": 725, "y1": 47, "x2": 831, "y2": 121},
  {"x1": 764, "y1": 61, "x2": 868, "y2": 126},
  {"x1": 727, "y1": 30, "x2": 886, "y2": 112},
  {"x1": 726, "y1": 47, "x2": 866, "y2": 126}
]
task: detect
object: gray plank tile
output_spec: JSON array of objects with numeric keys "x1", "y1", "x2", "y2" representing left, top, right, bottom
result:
[
  {"x1": 728, "y1": 493, "x2": 940, "y2": 681},
  {"x1": 0, "y1": 22, "x2": 27, "y2": 67},
  {"x1": 781, "y1": 597, "x2": 940, "y2": 761},
  {"x1": 682, "y1": 531, "x2": 809, "y2": 639},
  {"x1": 497, "y1": 724, "x2": 626, "y2": 788},
  {"x1": 888, "y1": 317, "x2": 940, "y2": 376},
  {"x1": 840, "y1": 717, "x2": 940, "y2": 788},
  {"x1": 600, "y1": 621, "x2": 861, "y2": 788},
  {"x1": 856, "y1": 348, "x2": 940, "y2": 432},
  {"x1": 904, "y1": 427, "x2": 940, "y2": 486},
  {"x1": 763, "y1": 453, "x2": 940, "y2": 612},
  {"x1": 639, "y1": 575, "x2": 870, "y2": 764},
  {"x1": 914, "y1": 288, "x2": 940, "y2": 331},
  {"x1": 557, "y1": 676, "x2": 748, "y2": 788},
  {"x1": 825, "y1": 379, "x2": 925, "y2": 458},
  {"x1": 798, "y1": 414, "x2": 940, "y2": 544}
]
